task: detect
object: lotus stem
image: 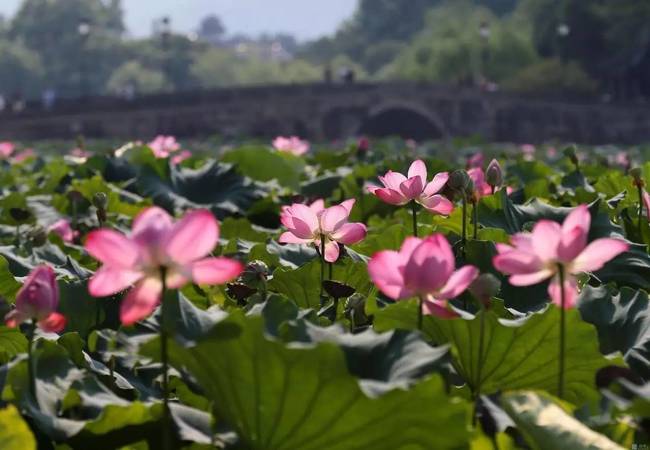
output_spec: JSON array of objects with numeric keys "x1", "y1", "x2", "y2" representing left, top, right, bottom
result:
[
  {"x1": 474, "y1": 302, "x2": 486, "y2": 399},
  {"x1": 319, "y1": 236, "x2": 326, "y2": 303},
  {"x1": 160, "y1": 266, "x2": 171, "y2": 450},
  {"x1": 461, "y1": 196, "x2": 467, "y2": 250},
  {"x1": 473, "y1": 305, "x2": 486, "y2": 424},
  {"x1": 411, "y1": 201, "x2": 418, "y2": 237},
  {"x1": 558, "y1": 265, "x2": 566, "y2": 399},
  {"x1": 472, "y1": 200, "x2": 478, "y2": 240},
  {"x1": 417, "y1": 296, "x2": 424, "y2": 331},
  {"x1": 26, "y1": 320, "x2": 35, "y2": 399},
  {"x1": 638, "y1": 183, "x2": 644, "y2": 236},
  {"x1": 71, "y1": 199, "x2": 78, "y2": 231}
]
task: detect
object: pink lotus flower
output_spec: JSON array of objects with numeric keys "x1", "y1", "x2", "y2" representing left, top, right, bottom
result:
[
  {"x1": 467, "y1": 152, "x2": 484, "y2": 169},
  {"x1": 279, "y1": 199, "x2": 366, "y2": 262},
  {"x1": 48, "y1": 219, "x2": 78, "y2": 243},
  {"x1": 614, "y1": 151, "x2": 630, "y2": 170},
  {"x1": 85, "y1": 207, "x2": 243, "y2": 325},
  {"x1": 357, "y1": 136, "x2": 369, "y2": 153},
  {"x1": 280, "y1": 198, "x2": 325, "y2": 216},
  {"x1": 70, "y1": 147, "x2": 92, "y2": 158},
  {"x1": 367, "y1": 160, "x2": 453, "y2": 215},
  {"x1": 368, "y1": 234, "x2": 479, "y2": 318},
  {"x1": 272, "y1": 136, "x2": 309, "y2": 156},
  {"x1": 5, "y1": 265, "x2": 66, "y2": 332},
  {"x1": 171, "y1": 150, "x2": 192, "y2": 165},
  {"x1": 12, "y1": 149, "x2": 35, "y2": 163},
  {"x1": 468, "y1": 168, "x2": 493, "y2": 199},
  {"x1": 468, "y1": 166, "x2": 513, "y2": 199},
  {"x1": 493, "y1": 205, "x2": 629, "y2": 308},
  {"x1": 521, "y1": 144, "x2": 536, "y2": 161},
  {"x1": 148, "y1": 135, "x2": 181, "y2": 159},
  {"x1": 0, "y1": 141, "x2": 14, "y2": 158}
]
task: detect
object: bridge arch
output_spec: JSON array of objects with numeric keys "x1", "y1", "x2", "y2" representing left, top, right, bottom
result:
[{"x1": 358, "y1": 102, "x2": 448, "y2": 141}]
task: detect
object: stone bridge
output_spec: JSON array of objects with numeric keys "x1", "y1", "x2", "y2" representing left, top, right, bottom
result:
[{"x1": 1, "y1": 82, "x2": 649, "y2": 144}]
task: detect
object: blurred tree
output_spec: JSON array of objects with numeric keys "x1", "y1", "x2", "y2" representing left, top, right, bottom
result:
[
  {"x1": 503, "y1": 58, "x2": 597, "y2": 95},
  {"x1": 0, "y1": 40, "x2": 43, "y2": 97},
  {"x1": 300, "y1": 0, "x2": 442, "y2": 64},
  {"x1": 190, "y1": 47, "x2": 320, "y2": 88},
  {"x1": 124, "y1": 34, "x2": 202, "y2": 92},
  {"x1": 381, "y1": 2, "x2": 536, "y2": 85},
  {"x1": 10, "y1": 0, "x2": 125, "y2": 97},
  {"x1": 353, "y1": 0, "x2": 442, "y2": 47},
  {"x1": 362, "y1": 41, "x2": 406, "y2": 74},
  {"x1": 519, "y1": 0, "x2": 650, "y2": 97},
  {"x1": 592, "y1": 1, "x2": 650, "y2": 97},
  {"x1": 198, "y1": 15, "x2": 225, "y2": 44},
  {"x1": 106, "y1": 60, "x2": 169, "y2": 95},
  {"x1": 476, "y1": 0, "x2": 519, "y2": 15}
]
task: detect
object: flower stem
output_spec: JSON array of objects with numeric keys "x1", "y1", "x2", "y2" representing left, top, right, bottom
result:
[
  {"x1": 411, "y1": 202, "x2": 418, "y2": 237},
  {"x1": 319, "y1": 236, "x2": 325, "y2": 303},
  {"x1": 160, "y1": 267, "x2": 171, "y2": 450},
  {"x1": 638, "y1": 183, "x2": 644, "y2": 236},
  {"x1": 474, "y1": 302, "x2": 486, "y2": 399},
  {"x1": 461, "y1": 196, "x2": 467, "y2": 250},
  {"x1": 417, "y1": 297, "x2": 424, "y2": 331},
  {"x1": 72, "y1": 200, "x2": 78, "y2": 231},
  {"x1": 491, "y1": 185, "x2": 496, "y2": 195},
  {"x1": 26, "y1": 320, "x2": 35, "y2": 399},
  {"x1": 472, "y1": 200, "x2": 478, "y2": 240},
  {"x1": 558, "y1": 265, "x2": 566, "y2": 400}
]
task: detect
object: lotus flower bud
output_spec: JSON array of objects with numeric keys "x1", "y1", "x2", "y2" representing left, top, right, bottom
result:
[
  {"x1": 464, "y1": 178, "x2": 476, "y2": 200},
  {"x1": 28, "y1": 226, "x2": 47, "y2": 247},
  {"x1": 630, "y1": 167, "x2": 644, "y2": 188},
  {"x1": 448, "y1": 170, "x2": 472, "y2": 196},
  {"x1": 67, "y1": 190, "x2": 84, "y2": 204},
  {"x1": 93, "y1": 192, "x2": 108, "y2": 210},
  {"x1": 485, "y1": 159, "x2": 503, "y2": 190},
  {"x1": 344, "y1": 293, "x2": 369, "y2": 328},
  {"x1": 357, "y1": 137, "x2": 369, "y2": 154},
  {"x1": 469, "y1": 273, "x2": 501, "y2": 306},
  {"x1": 563, "y1": 145, "x2": 579, "y2": 166},
  {"x1": 4, "y1": 265, "x2": 65, "y2": 332}
]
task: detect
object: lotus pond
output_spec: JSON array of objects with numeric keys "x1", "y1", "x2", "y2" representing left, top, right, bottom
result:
[{"x1": 0, "y1": 137, "x2": 650, "y2": 449}]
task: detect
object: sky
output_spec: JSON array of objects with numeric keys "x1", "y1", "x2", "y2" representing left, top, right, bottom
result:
[{"x1": 0, "y1": 0, "x2": 356, "y2": 41}]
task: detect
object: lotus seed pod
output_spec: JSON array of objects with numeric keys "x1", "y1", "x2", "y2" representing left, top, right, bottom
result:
[
  {"x1": 522, "y1": 221, "x2": 536, "y2": 232},
  {"x1": 93, "y1": 192, "x2": 108, "y2": 210},
  {"x1": 469, "y1": 273, "x2": 501, "y2": 306},
  {"x1": 239, "y1": 260, "x2": 270, "y2": 291},
  {"x1": 448, "y1": 169, "x2": 472, "y2": 195}
]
